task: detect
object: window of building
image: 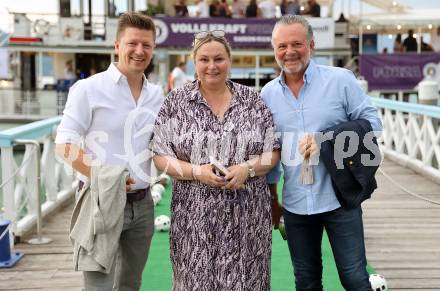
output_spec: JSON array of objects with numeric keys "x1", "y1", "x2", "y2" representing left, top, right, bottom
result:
[{"x1": 109, "y1": 0, "x2": 128, "y2": 17}]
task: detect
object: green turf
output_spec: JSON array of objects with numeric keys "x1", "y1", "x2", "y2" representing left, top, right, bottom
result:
[{"x1": 141, "y1": 180, "x2": 375, "y2": 290}]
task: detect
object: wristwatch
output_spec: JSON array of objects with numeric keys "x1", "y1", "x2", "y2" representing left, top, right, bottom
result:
[{"x1": 246, "y1": 161, "x2": 256, "y2": 178}]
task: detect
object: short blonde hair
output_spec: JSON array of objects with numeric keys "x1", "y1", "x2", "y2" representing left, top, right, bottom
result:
[{"x1": 116, "y1": 12, "x2": 156, "y2": 41}]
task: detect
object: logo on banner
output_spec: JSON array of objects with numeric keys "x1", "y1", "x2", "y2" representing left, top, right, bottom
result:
[
  {"x1": 154, "y1": 19, "x2": 169, "y2": 45},
  {"x1": 423, "y1": 62, "x2": 440, "y2": 83}
]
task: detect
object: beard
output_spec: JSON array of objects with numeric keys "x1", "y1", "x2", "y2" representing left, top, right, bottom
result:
[{"x1": 276, "y1": 55, "x2": 310, "y2": 75}]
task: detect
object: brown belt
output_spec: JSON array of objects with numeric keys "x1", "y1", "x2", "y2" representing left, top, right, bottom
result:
[{"x1": 78, "y1": 181, "x2": 148, "y2": 203}]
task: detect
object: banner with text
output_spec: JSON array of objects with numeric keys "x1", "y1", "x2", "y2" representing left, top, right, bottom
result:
[
  {"x1": 359, "y1": 53, "x2": 440, "y2": 90},
  {"x1": 153, "y1": 17, "x2": 334, "y2": 49}
]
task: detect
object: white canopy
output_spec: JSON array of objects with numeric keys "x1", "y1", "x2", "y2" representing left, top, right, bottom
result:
[{"x1": 354, "y1": 9, "x2": 440, "y2": 26}]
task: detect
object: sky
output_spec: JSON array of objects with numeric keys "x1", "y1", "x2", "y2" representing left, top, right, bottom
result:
[{"x1": 1, "y1": 0, "x2": 440, "y2": 32}]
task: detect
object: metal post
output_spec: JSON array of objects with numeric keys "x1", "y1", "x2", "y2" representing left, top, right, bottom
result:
[
  {"x1": 1, "y1": 147, "x2": 16, "y2": 242},
  {"x1": 38, "y1": 51, "x2": 43, "y2": 90},
  {"x1": 13, "y1": 139, "x2": 52, "y2": 245},
  {"x1": 417, "y1": 27, "x2": 422, "y2": 54}
]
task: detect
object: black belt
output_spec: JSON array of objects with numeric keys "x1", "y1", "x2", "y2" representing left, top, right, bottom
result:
[
  {"x1": 78, "y1": 181, "x2": 148, "y2": 203},
  {"x1": 126, "y1": 188, "x2": 148, "y2": 203}
]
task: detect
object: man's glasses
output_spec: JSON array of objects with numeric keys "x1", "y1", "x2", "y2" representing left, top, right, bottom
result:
[{"x1": 194, "y1": 30, "x2": 226, "y2": 40}]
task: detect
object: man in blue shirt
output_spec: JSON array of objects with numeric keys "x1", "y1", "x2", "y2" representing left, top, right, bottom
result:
[{"x1": 261, "y1": 15, "x2": 382, "y2": 290}]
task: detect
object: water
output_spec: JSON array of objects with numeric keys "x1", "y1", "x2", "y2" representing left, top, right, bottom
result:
[{"x1": 0, "y1": 122, "x2": 20, "y2": 131}]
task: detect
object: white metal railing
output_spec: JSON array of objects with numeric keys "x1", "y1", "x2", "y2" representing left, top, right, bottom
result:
[
  {"x1": 371, "y1": 97, "x2": 440, "y2": 184},
  {"x1": 0, "y1": 116, "x2": 76, "y2": 242}
]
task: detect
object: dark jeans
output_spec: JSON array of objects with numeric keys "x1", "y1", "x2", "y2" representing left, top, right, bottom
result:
[{"x1": 283, "y1": 207, "x2": 372, "y2": 291}]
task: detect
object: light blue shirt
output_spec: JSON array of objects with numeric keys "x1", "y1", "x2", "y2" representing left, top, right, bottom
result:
[{"x1": 261, "y1": 60, "x2": 382, "y2": 215}]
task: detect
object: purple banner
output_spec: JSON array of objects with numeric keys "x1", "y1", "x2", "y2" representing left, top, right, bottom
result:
[
  {"x1": 153, "y1": 17, "x2": 276, "y2": 49},
  {"x1": 359, "y1": 53, "x2": 440, "y2": 90}
]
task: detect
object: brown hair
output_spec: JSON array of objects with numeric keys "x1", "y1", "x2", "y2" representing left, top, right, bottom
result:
[
  {"x1": 116, "y1": 12, "x2": 156, "y2": 41},
  {"x1": 192, "y1": 35, "x2": 232, "y2": 61}
]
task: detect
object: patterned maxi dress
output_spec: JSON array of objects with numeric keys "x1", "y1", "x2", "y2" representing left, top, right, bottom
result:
[{"x1": 152, "y1": 80, "x2": 280, "y2": 291}]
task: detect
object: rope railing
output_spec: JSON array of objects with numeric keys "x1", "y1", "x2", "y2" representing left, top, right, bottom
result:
[
  {"x1": 0, "y1": 147, "x2": 37, "y2": 191},
  {"x1": 1, "y1": 116, "x2": 75, "y2": 243},
  {"x1": 372, "y1": 97, "x2": 440, "y2": 204}
]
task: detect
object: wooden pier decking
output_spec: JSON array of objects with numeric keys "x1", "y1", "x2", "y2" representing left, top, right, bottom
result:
[
  {"x1": 0, "y1": 201, "x2": 82, "y2": 291},
  {"x1": 0, "y1": 158, "x2": 439, "y2": 291},
  {"x1": 363, "y1": 159, "x2": 440, "y2": 290}
]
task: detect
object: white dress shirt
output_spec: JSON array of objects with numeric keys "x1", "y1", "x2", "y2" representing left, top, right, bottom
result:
[{"x1": 55, "y1": 63, "x2": 164, "y2": 190}]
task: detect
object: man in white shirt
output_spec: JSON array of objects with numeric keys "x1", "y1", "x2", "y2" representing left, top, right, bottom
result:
[
  {"x1": 170, "y1": 61, "x2": 189, "y2": 90},
  {"x1": 259, "y1": 0, "x2": 276, "y2": 18},
  {"x1": 55, "y1": 12, "x2": 164, "y2": 291}
]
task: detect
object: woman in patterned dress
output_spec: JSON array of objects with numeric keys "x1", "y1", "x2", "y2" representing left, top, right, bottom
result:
[{"x1": 152, "y1": 30, "x2": 280, "y2": 291}]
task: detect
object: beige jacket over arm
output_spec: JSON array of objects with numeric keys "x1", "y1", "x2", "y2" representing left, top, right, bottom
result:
[{"x1": 70, "y1": 165, "x2": 129, "y2": 273}]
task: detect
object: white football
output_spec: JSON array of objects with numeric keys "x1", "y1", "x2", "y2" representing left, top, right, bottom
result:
[
  {"x1": 152, "y1": 183, "x2": 165, "y2": 195},
  {"x1": 151, "y1": 190, "x2": 162, "y2": 206},
  {"x1": 154, "y1": 215, "x2": 171, "y2": 232},
  {"x1": 369, "y1": 274, "x2": 387, "y2": 291}
]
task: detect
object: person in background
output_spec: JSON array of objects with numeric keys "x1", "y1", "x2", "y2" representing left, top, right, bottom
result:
[
  {"x1": 231, "y1": 0, "x2": 246, "y2": 18},
  {"x1": 88, "y1": 67, "x2": 97, "y2": 76},
  {"x1": 261, "y1": 15, "x2": 381, "y2": 291},
  {"x1": 64, "y1": 60, "x2": 77, "y2": 81},
  {"x1": 55, "y1": 12, "x2": 163, "y2": 291},
  {"x1": 218, "y1": 0, "x2": 232, "y2": 17},
  {"x1": 169, "y1": 61, "x2": 190, "y2": 90},
  {"x1": 209, "y1": 0, "x2": 221, "y2": 16},
  {"x1": 174, "y1": 0, "x2": 189, "y2": 17},
  {"x1": 280, "y1": 0, "x2": 288, "y2": 15},
  {"x1": 152, "y1": 30, "x2": 280, "y2": 290},
  {"x1": 194, "y1": 0, "x2": 210, "y2": 17},
  {"x1": 403, "y1": 29, "x2": 418, "y2": 52},
  {"x1": 393, "y1": 33, "x2": 403, "y2": 53},
  {"x1": 245, "y1": 0, "x2": 260, "y2": 17},
  {"x1": 302, "y1": 0, "x2": 320, "y2": 17},
  {"x1": 281, "y1": 0, "x2": 300, "y2": 15},
  {"x1": 259, "y1": 0, "x2": 276, "y2": 18}
]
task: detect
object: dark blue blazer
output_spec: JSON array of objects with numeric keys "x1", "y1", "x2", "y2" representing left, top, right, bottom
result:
[{"x1": 319, "y1": 119, "x2": 381, "y2": 209}]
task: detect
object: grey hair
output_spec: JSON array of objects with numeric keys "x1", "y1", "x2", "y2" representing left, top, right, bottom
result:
[{"x1": 271, "y1": 15, "x2": 314, "y2": 46}]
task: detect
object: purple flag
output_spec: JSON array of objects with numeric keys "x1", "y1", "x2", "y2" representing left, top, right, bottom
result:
[{"x1": 359, "y1": 53, "x2": 440, "y2": 90}]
